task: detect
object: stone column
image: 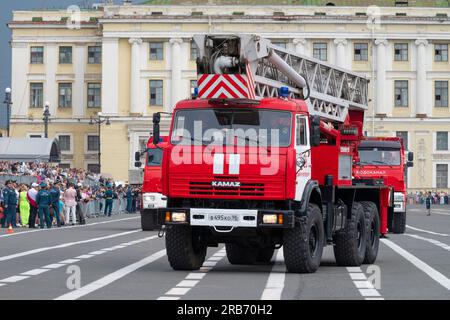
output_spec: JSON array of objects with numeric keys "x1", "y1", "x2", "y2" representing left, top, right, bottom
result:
[
  {"x1": 129, "y1": 38, "x2": 143, "y2": 115},
  {"x1": 293, "y1": 38, "x2": 307, "y2": 55},
  {"x1": 375, "y1": 39, "x2": 388, "y2": 116},
  {"x1": 415, "y1": 39, "x2": 428, "y2": 118},
  {"x1": 10, "y1": 42, "x2": 28, "y2": 118},
  {"x1": 170, "y1": 38, "x2": 183, "y2": 112},
  {"x1": 45, "y1": 43, "x2": 58, "y2": 116},
  {"x1": 73, "y1": 44, "x2": 86, "y2": 117},
  {"x1": 334, "y1": 38, "x2": 347, "y2": 68},
  {"x1": 101, "y1": 38, "x2": 119, "y2": 115}
]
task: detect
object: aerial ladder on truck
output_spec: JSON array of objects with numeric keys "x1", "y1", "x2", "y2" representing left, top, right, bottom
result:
[{"x1": 154, "y1": 35, "x2": 393, "y2": 273}]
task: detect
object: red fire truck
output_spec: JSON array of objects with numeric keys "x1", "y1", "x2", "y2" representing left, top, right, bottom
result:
[
  {"x1": 135, "y1": 136, "x2": 167, "y2": 231},
  {"x1": 154, "y1": 35, "x2": 394, "y2": 273},
  {"x1": 354, "y1": 137, "x2": 413, "y2": 234}
]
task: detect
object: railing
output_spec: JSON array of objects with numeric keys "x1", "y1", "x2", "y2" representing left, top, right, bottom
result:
[
  {"x1": 0, "y1": 175, "x2": 37, "y2": 185},
  {"x1": 81, "y1": 198, "x2": 129, "y2": 218}
]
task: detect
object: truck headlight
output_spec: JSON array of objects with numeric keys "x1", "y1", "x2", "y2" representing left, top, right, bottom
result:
[
  {"x1": 171, "y1": 212, "x2": 186, "y2": 222},
  {"x1": 263, "y1": 214, "x2": 278, "y2": 224},
  {"x1": 144, "y1": 195, "x2": 155, "y2": 202}
]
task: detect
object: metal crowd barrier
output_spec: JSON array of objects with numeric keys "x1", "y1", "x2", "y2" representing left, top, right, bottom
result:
[
  {"x1": 0, "y1": 175, "x2": 37, "y2": 185},
  {"x1": 76, "y1": 198, "x2": 130, "y2": 218}
]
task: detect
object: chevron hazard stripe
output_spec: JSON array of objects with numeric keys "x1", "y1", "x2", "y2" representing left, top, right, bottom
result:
[{"x1": 198, "y1": 74, "x2": 254, "y2": 99}]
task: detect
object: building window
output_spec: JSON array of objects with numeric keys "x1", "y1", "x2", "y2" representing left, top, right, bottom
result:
[
  {"x1": 29, "y1": 134, "x2": 42, "y2": 138},
  {"x1": 30, "y1": 83, "x2": 43, "y2": 108},
  {"x1": 87, "y1": 135, "x2": 100, "y2": 152},
  {"x1": 149, "y1": 42, "x2": 163, "y2": 60},
  {"x1": 272, "y1": 41, "x2": 287, "y2": 49},
  {"x1": 396, "y1": 131, "x2": 408, "y2": 150},
  {"x1": 394, "y1": 80, "x2": 408, "y2": 107},
  {"x1": 436, "y1": 132, "x2": 448, "y2": 151},
  {"x1": 59, "y1": 46, "x2": 72, "y2": 64},
  {"x1": 313, "y1": 43, "x2": 327, "y2": 61},
  {"x1": 436, "y1": 164, "x2": 448, "y2": 188},
  {"x1": 394, "y1": 43, "x2": 408, "y2": 61},
  {"x1": 87, "y1": 164, "x2": 100, "y2": 174},
  {"x1": 434, "y1": 44, "x2": 448, "y2": 62},
  {"x1": 149, "y1": 80, "x2": 163, "y2": 106},
  {"x1": 88, "y1": 46, "x2": 102, "y2": 64},
  {"x1": 190, "y1": 41, "x2": 199, "y2": 60},
  {"x1": 87, "y1": 83, "x2": 101, "y2": 108},
  {"x1": 435, "y1": 81, "x2": 448, "y2": 108},
  {"x1": 354, "y1": 43, "x2": 368, "y2": 61},
  {"x1": 59, "y1": 83, "x2": 72, "y2": 108},
  {"x1": 30, "y1": 46, "x2": 44, "y2": 64},
  {"x1": 58, "y1": 135, "x2": 71, "y2": 152}
]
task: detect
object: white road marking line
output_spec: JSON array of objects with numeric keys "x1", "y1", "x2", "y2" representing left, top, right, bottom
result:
[
  {"x1": 0, "y1": 284, "x2": 5, "y2": 287},
  {"x1": 349, "y1": 273, "x2": 367, "y2": 280},
  {"x1": 166, "y1": 287, "x2": 192, "y2": 295},
  {"x1": 55, "y1": 250, "x2": 166, "y2": 300},
  {"x1": 406, "y1": 234, "x2": 450, "y2": 252},
  {"x1": 76, "y1": 255, "x2": 95, "y2": 259},
  {"x1": 347, "y1": 268, "x2": 383, "y2": 299},
  {"x1": 208, "y1": 256, "x2": 223, "y2": 261},
  {"x1": 158, "y1": 248, "x2": 227, "y2": 300},
  {"x1": 261, "y1": 250, "x2": 285, "y2": 300},
  {"x1": 359, "y1": 288, "x2": 381, "y2": 297},
  {"x1": 406, "y1": 225, "x2": 450, "y2": 237},
  {"x1": 0, "y1": 216, "x2": 140, "y2": 238},
  {"x1": 0, "y1": 275, "x2": 30, "y2": 283},
  {"x1": 353, "y1": 280, "x2": 375, "y2": 289},
  {"x1": 346, "y1": 267, "x2": 362, "y2": 273},
  {"x1": 177, "y1": 280, "x2": 200, "y2": 287},
  {"x1": 21, "y1": 269, "x2": 50, "y2": 276},
  {"x1": 88, "y1": 251, "x2": 106, "y2": 255},
  {"x1": 157, "y1": 296, "x2": 180, "y2": 300},
  {"x1": 365, "y1": 297, "x2": 385, "y2": 300},
  {"x1": 381, "y1": 239, "x2": 450, "y2": 290},
  {"x1": 59, "y1": 259, "x2": 81, "y2": 264},
  {"x1": 0, "y1": 229, "x2": 141, "y2": 263},
  {"x1": 186, "y1": 273, "x2": 207, "y2": 280},
  {"x1": 42, "y1": 263, "x2": 66, "y2": 269}
]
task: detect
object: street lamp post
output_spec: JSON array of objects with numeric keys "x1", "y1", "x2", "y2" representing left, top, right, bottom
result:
[
  {"x1": 89, "y1": 112, "x2": 111, "y2": 174},
  {"x1": 43, "y1": 101, "x2": 51, "y2": 138},
  {"x1": 4, "y1": 87, "x2": 12, "y2": 137}
]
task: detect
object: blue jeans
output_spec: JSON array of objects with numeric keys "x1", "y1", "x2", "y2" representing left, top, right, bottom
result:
[
  {"x1": 38, "y1": 206, "x2": 52, "y2": 229},
  {"x1": 104, "y1": 200, "x2": 113, "y2": 216}
]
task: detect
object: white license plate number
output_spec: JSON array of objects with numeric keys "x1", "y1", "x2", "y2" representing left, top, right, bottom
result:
[{"x1": 209, "y1": 214, "x2": 240, "y2": 223}]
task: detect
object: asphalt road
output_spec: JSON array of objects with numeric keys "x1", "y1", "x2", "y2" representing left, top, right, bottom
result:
[{"x1": 0, "y1": 204, "x2": 449, "y2": 300}]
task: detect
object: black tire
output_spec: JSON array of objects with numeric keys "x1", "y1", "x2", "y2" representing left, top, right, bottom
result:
[
  {"x1": 141, "y1": 210, "x2": 157, "y2": 231},
  {"x1": 165, "y1": 225, "x2": 207, "y2": 270},
  {"x1": 256, "y1": 247, "x2": 275, "y2": 263},
  {"x1": 283, "y1": 203, "x2": 324, "y2": 273},
  {"x1": 333, "y1": 202, "x2": 367, "y2": 266},
  {"x1": 225, "y1": 243, "x2": 257, "y2": 265},
  {"x1": 392, "y1": 211, "x2": 406, "y2": 234},
  {"x1": 360, "y1": 201, "x2": 380, "y2": 264}
]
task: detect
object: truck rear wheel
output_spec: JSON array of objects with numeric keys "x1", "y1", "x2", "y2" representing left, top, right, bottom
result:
[
  {"x1": 283, "y1": 203, "x2": 324, "y2": 273},
  {"x1": 141, "y1": 210, "x2": 157, "y2": 231},
  {"x1": 225, "y1": 243, "x2": 257, "y2": 265},
  {"x1": 360, "y1": 201, "x2": 380, "y2": 264},
  {"x1": 165, "y1": 225, "x2": 207, "y2": 270},
  {"x1": 333, "y1": 202, "x2": 367, "y2": 266},
  {"x1": 392, "y1": 211, "x2": 406, "y2": 234},
  {"x1": 256, "y1": 247, "x2": 275, "y2": 263}
]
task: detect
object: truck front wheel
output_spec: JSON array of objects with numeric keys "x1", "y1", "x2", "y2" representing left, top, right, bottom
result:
[
  {"x1": 333, "y1": 202, "x2": 367, "y2": 266},
  {"x1": 392, "y1": 211, "x2": 406, "y2": 234},
  {"x1": 225, "y1": 243, "x2": 257, "y2": 265},
  {"x1": 360, "y1": 201, "x2": 380, "y2": 264},
  {"x1": 165, "y1": 225, "x2": 207, "y2": 270},
  {"x1": 283, "y1": 203, "x2": 324, "y2": 273}
]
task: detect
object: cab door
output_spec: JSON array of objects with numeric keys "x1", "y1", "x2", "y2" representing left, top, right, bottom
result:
[{"x1": 294, "y1": 115, "x2": 312, "y2": 201}]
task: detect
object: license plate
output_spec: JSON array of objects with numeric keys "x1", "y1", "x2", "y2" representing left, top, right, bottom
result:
[
  {"x1": 208, "y1": 214, "x2": 240, "y2": 223},
  {"x1": 147, "y1": 204, "x2": 155, "y2": 208}
]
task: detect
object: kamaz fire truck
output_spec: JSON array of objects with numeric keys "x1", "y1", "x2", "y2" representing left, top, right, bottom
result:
[
  {"x1": 154, "y1": 35, "x2": 394, "y2": 273},
  {"x1": 354, "y1": 137, "x2": 413, "y2": 234}
]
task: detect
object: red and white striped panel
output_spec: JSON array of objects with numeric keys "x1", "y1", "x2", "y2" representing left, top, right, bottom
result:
[{"x1": 198, "y1": 73, "x2": 256, "y2": 99}]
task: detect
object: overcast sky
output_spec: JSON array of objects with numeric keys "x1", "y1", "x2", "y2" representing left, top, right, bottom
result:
[{"x1": 0, "y1": 1, "x2": 140, "y2": 127}]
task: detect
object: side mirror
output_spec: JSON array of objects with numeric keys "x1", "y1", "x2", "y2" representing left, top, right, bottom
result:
[
  {"x1": 310, "y1": 115, "x2": 321, "y2": 147},
  {"x1": 135, "y1": 151, "x2": 141, "y2": 162},
  {"x1": 134, "y1": 161, "x2": 142, "y2": 168},
  {"x1": 406, "y1": 161, "x2": 413, "y2": 168},
  {"x1": 153, "y1": 112, "x2": 161, "y2": 146},
  {"x1": 408, "y1": 151, "x2": 414, "y2": 162}
]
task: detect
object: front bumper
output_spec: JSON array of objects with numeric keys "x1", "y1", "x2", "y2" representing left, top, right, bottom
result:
[
  {"x1": 158, "y1": 208, "x2": 295, "y2": 229},
  {"x1": 142, "y1": 193, "x2": 167, "y2": 210}
]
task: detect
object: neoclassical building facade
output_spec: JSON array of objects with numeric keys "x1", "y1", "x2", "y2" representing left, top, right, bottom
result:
[{"x1": 6, "y1": 2, "x2": 450, "y2": 191}]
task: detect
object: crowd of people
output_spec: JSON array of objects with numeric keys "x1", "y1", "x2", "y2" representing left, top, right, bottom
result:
[
  {"x1": 0, "y1": 162, "x2": 142, "y2": 229},
  {"x1": 408, "y1": 191, "x2": 449, "y2": 205}
]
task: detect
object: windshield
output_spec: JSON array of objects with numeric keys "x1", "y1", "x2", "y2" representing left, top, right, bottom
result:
[
  {"x1": 359, "y1": 149, "x2": 401, "y2": 166},
  {"x1": 171, "y1": 108, "x2": 292, "y2": 147},
  {"x1": 147, "y1": 148, "x2": 163, "y2": 167}
]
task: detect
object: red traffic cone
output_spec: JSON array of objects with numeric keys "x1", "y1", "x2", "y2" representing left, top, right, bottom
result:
[{"x1": 7, "y1": 224, "x2": 14, "y2": 234}]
